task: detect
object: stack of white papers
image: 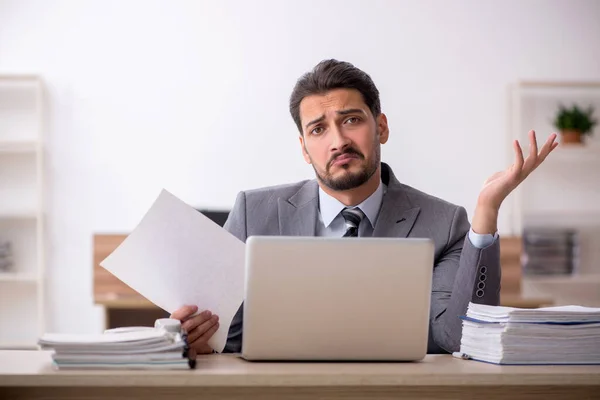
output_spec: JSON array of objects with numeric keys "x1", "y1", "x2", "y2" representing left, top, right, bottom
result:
[
  {"x1": 459, "y1": 302, "x2": 600, "y2": 365},
  {"x1": 38, "y1": 328, "x2": 194, "y2": 370}
]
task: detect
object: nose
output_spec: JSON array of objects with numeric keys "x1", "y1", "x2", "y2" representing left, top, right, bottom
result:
[{"x1": 330, "y1": 125, "x2": 351, "y2": 153}]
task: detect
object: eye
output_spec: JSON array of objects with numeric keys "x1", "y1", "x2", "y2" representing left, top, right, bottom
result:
[
  {"x1": 310, "y1": 126, "x2": 324, "y2": 135},
  {"x1": 345, "y1": 117, "x2": 361, "y2": 124}
]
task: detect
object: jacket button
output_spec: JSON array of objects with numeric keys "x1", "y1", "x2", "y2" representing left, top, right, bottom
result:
[{"x1": 476, "y1": 289, "x2": 484, "y2": 298}]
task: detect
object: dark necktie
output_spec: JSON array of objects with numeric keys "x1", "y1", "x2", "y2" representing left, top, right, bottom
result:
[{"x1": 341, "y1": 207, "x2": 365, "y2": 237}]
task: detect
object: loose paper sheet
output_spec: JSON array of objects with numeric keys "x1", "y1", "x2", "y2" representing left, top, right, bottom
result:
[{"x1": 100, "y1": 189, "x2": 245, "y2": 352}]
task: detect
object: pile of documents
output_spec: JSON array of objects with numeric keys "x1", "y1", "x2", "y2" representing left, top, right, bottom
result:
[
  {"x1": 459, "y1": 302, "x2": 600, "y2": 365},
  {"x1": 0, "y1": 240, "x2": 12, "y2": 272},
  {"x1": 38, "y1": 322, "x2": 195, "y2": 370}
]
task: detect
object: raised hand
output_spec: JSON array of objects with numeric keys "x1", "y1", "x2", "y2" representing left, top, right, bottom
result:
[{"x1": 472, "y1": 130, "x2": 559, "y2": 234}]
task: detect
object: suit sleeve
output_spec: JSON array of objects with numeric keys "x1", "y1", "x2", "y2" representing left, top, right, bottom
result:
[
  {"x1": 223, "y1": 191, "x2": 248, "y2": 243},
  {"x1": 429, "y1": 206, "x2": 501, "y2": 353},
  {"x1": 221, "y1": 191, "x2": 248, "y2": 353}
]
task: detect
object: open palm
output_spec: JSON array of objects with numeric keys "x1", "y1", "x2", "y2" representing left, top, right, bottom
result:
[{"x1": 478, "y1": 130, "x2": 559, "y2": 210}]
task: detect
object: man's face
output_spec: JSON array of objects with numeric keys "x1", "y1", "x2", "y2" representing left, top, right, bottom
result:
[{"x1": 298, "y1": 88, "x2": 389, "y2": 191}]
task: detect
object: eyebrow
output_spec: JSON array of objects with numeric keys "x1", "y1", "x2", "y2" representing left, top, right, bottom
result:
[
  {"x1": 304, "y1": 108, "x2": 367, "y2": 129},
  {"x1": 305, "y1": 115, "x2": 325, "y2": 129},
  {"x1": 337, "y1": 108, "x2": 366, "y2": 116}
]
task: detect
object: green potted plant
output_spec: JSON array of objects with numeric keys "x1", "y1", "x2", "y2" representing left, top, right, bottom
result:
[{"x1": 553, "y1": 104, "x2": 597, "y2": 144}]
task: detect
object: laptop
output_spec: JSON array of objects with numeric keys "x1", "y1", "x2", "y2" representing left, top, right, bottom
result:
[{"x1": 241, "y1": 236, "x2": 434, "y2": 361}]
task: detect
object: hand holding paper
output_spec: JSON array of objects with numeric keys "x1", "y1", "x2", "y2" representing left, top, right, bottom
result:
[
  {"x1": 100, "y1": 189, "x2": 245, "y2": 353},
  {"x1": 171, "y1": 305, "x2": 220, "y2": 354}
]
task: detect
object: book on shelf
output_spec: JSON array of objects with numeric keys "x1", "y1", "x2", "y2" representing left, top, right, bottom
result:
[
  {"x1": 522, "y1": 228, "x2": 579, "y2": 275},
  {"x1": 0, "y1": 241, "x2": 12, "y2": 272}
]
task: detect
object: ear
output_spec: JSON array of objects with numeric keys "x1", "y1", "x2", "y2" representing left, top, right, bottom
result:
[
  {"x1": 377, "y1": 113, "x2": 389, "y2": 144},
  {"x1": 299, "y1": 135, "x2": 312, "y2": 164}
]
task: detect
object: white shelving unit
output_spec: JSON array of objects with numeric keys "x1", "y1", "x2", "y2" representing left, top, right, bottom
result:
[
  {"x1": 0, "y1": 75, "x2": 45, "y2": 349},
  {"x1": 509, "y1": 81, "x2": 600, "y2": 306}
]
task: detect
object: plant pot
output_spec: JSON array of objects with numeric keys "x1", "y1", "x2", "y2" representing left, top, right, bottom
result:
[{"x1": 560, "y1": 130, "x2": 582, "y2": 144}]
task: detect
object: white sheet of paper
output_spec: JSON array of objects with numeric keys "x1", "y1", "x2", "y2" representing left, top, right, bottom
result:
[{"x1": 100, "y1": 189, "x2": 245, "y2": 352}]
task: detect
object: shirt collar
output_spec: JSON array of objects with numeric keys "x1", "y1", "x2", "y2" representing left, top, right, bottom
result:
[{"x1": 318, "y1": 179, "x2": 385, "y2": 228}]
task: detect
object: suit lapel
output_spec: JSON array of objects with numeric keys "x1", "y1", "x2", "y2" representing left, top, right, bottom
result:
[
  {"x1": 372, "y1": 164, "x2": 420, "y2": 238},
  {"x1": 276, "y1": 164, "x2": 418, "y2": 238},
  {"x1": 278, "y1": 180, "x2": 319, "y2": 236}
]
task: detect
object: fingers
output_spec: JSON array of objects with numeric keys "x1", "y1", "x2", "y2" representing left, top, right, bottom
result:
[
  {"x1": 181, "y1": 310, "x2": 213, "y2": 331},
  {"x1": 190, "y1": 341, "x2": 212, "y2": 355},
  {"x1": 516, "y1": 131, "x2": 558, "y2": 180},
  {"x1": 169, "y1": 306, "x2": 220, "y2": 356},
  {"x1": 537, "y1": 133, "x2": 558, "y2": 163},
  {"x1": 522, "y1": 130, "x2": 539, "y2": 174},
  {"x1": 513, "y1": 139, "x2": 524, "y2": 173},
  {"x1": 189, "y1": 339, "x2": 216, "y2": 355},
  {"x1": 187, "y1": 315, "x2": 220, "y2": 344},
  {"x1": 528, "y1": 129, "x2": 539, "y2": 157},
  {"x1": 200, "y1": 322, "x2": 220, "y2": 344},
  {"x1": 170, "y1": 305, "x2": 198, "y2": 321}
]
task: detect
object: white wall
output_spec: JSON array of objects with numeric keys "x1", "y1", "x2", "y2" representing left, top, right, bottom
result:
[{"x1": 1, "y1": 0, "x2": 599, "y2": 334}]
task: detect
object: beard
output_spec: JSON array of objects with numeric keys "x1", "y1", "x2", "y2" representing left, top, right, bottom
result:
[{"x1": 309, "y1": 138, "x2": 380, "y2": 192}]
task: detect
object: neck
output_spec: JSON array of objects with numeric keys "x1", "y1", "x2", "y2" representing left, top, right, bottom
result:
[{"x1": 319, "y1": 166, "x2": 381, "y2": 206}]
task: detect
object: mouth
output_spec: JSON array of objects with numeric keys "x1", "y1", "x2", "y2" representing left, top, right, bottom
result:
[{"x1": 331, "y1": 153, "x2": 359, "y2": 167}]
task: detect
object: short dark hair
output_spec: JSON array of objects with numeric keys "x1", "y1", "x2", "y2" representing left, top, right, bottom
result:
[{"x1": 289, "y1": 59, "x2": 381, "y2": 133}]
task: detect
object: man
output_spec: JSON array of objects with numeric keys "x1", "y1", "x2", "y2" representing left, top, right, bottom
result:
[{"x1": 172, "y1": 59, "x2": 558, "y2": 355}]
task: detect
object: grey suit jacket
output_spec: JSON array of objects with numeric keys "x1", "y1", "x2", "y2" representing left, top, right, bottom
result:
[{"x1": 222, "y1": 162, "x2": 501, "y2": 354}]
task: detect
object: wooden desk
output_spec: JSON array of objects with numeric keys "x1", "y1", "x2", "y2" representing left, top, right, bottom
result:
[{"x1": 1, "y1": 351, "x2": 599, "y2": 400}]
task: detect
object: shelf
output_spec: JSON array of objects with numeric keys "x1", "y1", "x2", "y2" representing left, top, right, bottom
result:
[
  {"x1": 521, "y1": 274, "x2": 600, "y2": 307},
  {"x1": 518, "y1": 81, "x2": 600, "y2": 87},
  {"x1": 0, "y1": 212, "x2": 38, "y2": 220},
  {"x1": 0, "y1": 75, "x2": 41, "y2": 81},
  {"x1": 0, "y1": 140, "x2": 38, "y2": 154},
  {"x1": 546, "y1": 143, "x2": 600, "y2": 162},
  {"x1": 0, "y1": 153, "x2": 39, "y2": 213},
  {"x1": 522, "y1": 274, "x2": 600, "y2": 285},
  {"x1": 516, "y1": 81, "x2": 600, "y2": 98},
  {"x1": 522, "y1": 211, "x2": 600, "y2": 228},
  {"x1": 0, "y1": 341, "x2": 38, "y2": 350},
  {"x1": 0, "y1": 272, "x2": 38, "y2": 282},
  {"x1": 0, "y1": 74, "x2": 44, "y2": 348}
]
